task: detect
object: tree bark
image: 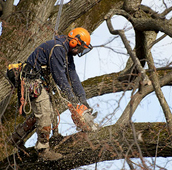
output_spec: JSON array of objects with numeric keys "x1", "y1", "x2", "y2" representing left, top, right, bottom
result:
[
  {"x1": 1, "y1": 0, "x2": 172, "y2": 169},
  {"x1": 0, "y1": 0, "x2": 14, "y2": 20},
  {"x1": 147, "y1": 47, "x2": 172, "y2": 136},
  {"x1": 0, "y1": 122, "x2": 171, "y2": 170},
  {"x1": 116, "y1": 69, "x2": 172, "y2": 125}
]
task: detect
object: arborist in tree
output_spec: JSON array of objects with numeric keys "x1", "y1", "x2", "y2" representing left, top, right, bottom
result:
[{"x1": 7, "y1": 27, "x2": 97, "y2": 161}]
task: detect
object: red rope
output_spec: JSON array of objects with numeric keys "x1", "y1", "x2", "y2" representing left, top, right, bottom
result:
[{"x1": 19, "y1": 78, "x2": 25, "y2": 115}]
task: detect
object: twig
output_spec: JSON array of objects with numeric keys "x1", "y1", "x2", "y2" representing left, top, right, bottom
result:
[
  {"x1": 162, "y1": 0, "x2": 168, "y2": 9},
  {"x1": 126, "y1": 157, "x2": 135, "y2": 170},
  {"x1": 161, "y1": 6, "x2": 172, "y2": 17},
  {"x1": 154, "y1": 130, "x2": 161, "y2": 170},
  {"x1": 129, "y1": 102, "x2": 149, "y2": 170}
]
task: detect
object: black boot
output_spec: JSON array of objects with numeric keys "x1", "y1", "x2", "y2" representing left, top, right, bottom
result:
[
  {"x1": 36, "y1": 126, "x2": 63, "y2": 161},
  {"x1": 38, "y1": 148, "x2": 63, "y2": 161}
]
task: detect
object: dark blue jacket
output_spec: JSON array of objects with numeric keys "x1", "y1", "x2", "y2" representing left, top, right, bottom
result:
[{"x1": 27, "y1": 35, "x2": 87, "y2": 105}]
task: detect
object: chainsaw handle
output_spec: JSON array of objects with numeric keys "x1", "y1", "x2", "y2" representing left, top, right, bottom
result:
[
  {"x1": 68, "y1": 103, "x2": 88, "y2": 115},
  {"x1": 76, "y1": 104, "x2": 88, "y2": 115}
]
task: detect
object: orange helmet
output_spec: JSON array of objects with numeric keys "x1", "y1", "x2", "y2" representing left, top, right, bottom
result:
[{"x1": 68, "y1": 27, "x2": 93, "y2": 57}]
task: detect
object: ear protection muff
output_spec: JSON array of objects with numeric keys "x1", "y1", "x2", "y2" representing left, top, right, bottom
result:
[{"x1": 69, "y1": 37, "x2": 79, "y2": 48}]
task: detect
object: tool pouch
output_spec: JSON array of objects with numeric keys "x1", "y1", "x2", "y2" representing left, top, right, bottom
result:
[
  {"x1": 6, "y1": 63, "x2": 22, "y2": 88},
  {"x1": 21, "y1": 63, "x2": 42, "y2": 99},
  {"x1": 27, "y1": 79, "x2": 42, "y2": 99}
]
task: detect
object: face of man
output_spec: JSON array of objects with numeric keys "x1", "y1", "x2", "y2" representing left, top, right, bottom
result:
[{"x1": 69, "y1": 45, "x2": 85, "y2": 56}]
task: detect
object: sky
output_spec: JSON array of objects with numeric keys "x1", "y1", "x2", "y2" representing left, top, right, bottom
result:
[{"x1": 2, "y1": 0, "x2": 172, "y2": 169}]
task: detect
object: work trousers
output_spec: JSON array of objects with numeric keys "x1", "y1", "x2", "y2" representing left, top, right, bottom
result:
[{"x1": 31, "y1": 86, "x2": 54, "y2": 150}]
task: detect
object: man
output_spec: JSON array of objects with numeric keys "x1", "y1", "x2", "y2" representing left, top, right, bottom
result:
[{"x1": 10, "y1": 27, "x2": 93, "y2": 161}]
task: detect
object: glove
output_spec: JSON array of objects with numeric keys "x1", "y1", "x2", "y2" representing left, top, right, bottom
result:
[
  {"x1": 76, "y1": 104, "x2": 91, "y2": 115},
  {"x1": 78, "y1": 95, "x2": 90, "y2": 108},
  {"x1": 68, "y1": 103, "x2": 88, "y2": 117}
]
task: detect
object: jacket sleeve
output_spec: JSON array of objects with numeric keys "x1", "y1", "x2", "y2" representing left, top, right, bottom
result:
[
  {"x1": 49, "y1": 46, "x2": 77, "y2": 103},
  {"x1": 68, "y1": 56, "x2": 89, "y2": 107}
]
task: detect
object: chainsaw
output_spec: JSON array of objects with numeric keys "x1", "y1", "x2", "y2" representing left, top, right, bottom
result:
[{"x1": 68, "y1": 103, "x2": 98, "y2": 132}]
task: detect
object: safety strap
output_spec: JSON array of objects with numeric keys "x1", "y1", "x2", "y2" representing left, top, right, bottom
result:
[
  {"x1": 19, "y1": 78, "x2": 25, "y2": 115},
  {"x1": 48, "y1": 44, "x2": 63, "y2": 64},
  {"x1": 48, "y1": 43, "x2": 72, "y2": 100},
  {"x1": 47, "y1": 44, "x2": 65, "y2": 131},
  {"x1": 48, "y1": 43, "x2": 71, "y2": 81},
  {"x1": 19, "y1": 78, "x2": 32, "y2": 115},
  {"x1": 19, "y1": 63, "x2": 38, "y2": 116}
]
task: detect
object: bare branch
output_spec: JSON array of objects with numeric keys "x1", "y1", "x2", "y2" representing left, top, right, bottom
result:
[
  {"x1": 94, "y1": 45, "x2": 128, "y2": 56},
  {"x1": 105, "y1": 17, "x2": 151, "y2": 85},
  {"x1": 162, "y1": 0, "x2": 168, "y2": 9},
  {"x1": 140, "y1": 5, "x2": 165, "y2": 19},
  {"x1": 104, "y1": 8, "x2": 131, "y2": 21},
  {"x1": 126, "y1": 158, "x2": 135, "y2": 170},
  {"x1": 93, "y1": 36, "x2": 129, "y2": 56},
  {"x1": 154, "y1": 130, "x2": 161, "y2": 169},
  {"x1": 147, "y1": 52, "x2": 172, "y2": 135},
  {"x1": 130, "y1": 122, "x2": 149, "y2": 170},
  {"x1": 148, "y1": 33, "x2": 167, "y2": 49},
  {"x1": 160, "y1": 6, "x2": 172, "y2": 17},
  {"x1": 116, "y1": 70, "x2": 172, "y2": 125},
  {"x1": 104, "y1": 6, "x2": 172, "y2": 38}
]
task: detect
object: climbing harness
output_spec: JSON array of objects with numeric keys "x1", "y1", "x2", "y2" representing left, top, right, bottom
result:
[{"x1": 6, "y1": 62, "x2": 42, "y2": 116}]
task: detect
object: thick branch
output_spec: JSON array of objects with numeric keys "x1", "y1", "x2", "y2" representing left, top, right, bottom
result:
[
  {"x1": 2, "y1": 67, "x2": 172, "y2": 123},
  {"x1": 104, "y1": 7, "x2": 172, "y2": 38},
  {"x1": 0, "y1": 122, "x2": 171, "y2": 169},
  {"x1": 147, "y1": 53, "x2": 172, "y2": 135},
  {"x1": 1, "y1": 0, "x2": 14, "y2": 20}
]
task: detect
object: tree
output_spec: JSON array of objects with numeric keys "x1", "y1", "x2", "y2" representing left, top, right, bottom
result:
[{"x1": 0, "y1": 0, "x2": 172, "y2": 169}]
